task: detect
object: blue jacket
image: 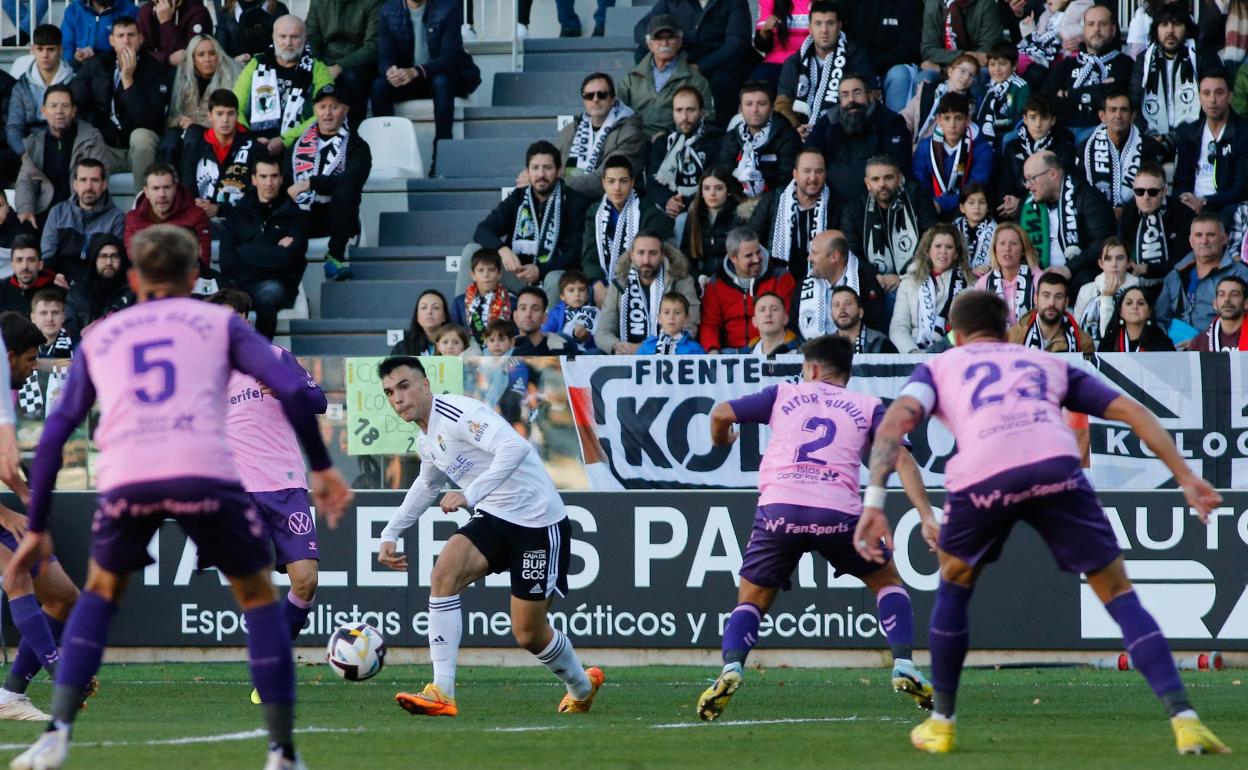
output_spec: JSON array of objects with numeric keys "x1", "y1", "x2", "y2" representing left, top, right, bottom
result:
[
  {"x1": 60, "y1": 0, "x2": 140, "y2": 65},
  {"x1": 541, "y1": 300, "x2": 599, "y2": 353},
  {"x1": 911, "y1": 132, "x2": 993, "y2": 215},
  {"x1": 376, "y1": 0, "x2": 480, "y2": 95},
  {"x1": 637, "y1": 331, "x2": 706, "y2": 354}
]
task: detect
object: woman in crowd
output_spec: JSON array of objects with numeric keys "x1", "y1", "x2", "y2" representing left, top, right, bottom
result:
[
  {"x1": 392, "y1": 289, "x2": 452, "y2": 355},
  {"x1": 682, "y1": 167, "x2": 744, "y2": 282},
  {"x1": 890, "y1": 222, "x2": 974, "y2": 353},
  {"x1": 1074, "y1": 237, "x2": 1140, "y2": 346},
  {"x1": 168, "y1": 35, "x2": 241, "y2": 131},
  {"x1": 1098, "y1": 285, "x2": 1176, "y2": 351},
  {"x1": 975, "y1": 221, "x2": 1040, "y2": 326},
  {"x1": 901, "y1": 53, "x2": 979, "y2": 146}
]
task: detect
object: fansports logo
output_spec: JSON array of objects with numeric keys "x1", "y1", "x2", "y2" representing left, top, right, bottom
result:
[
  {"x1": 468, "y1": 421, "x2": 487, "y2": 442},
  {"x1": 762, "y1": 517, "x2": 786, "y2": 532},
  {"x1": 287, "y1": 511, "x2": 313, "y2": 536}
]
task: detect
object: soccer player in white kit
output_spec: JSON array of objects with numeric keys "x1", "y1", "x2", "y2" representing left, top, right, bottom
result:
[{"x1": 376, "y1": 356, "x2": 604, "y2": 717}]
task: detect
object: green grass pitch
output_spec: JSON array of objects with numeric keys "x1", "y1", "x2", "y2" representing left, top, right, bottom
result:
[{"x1": 0, "y1": 663, "x2": 1241, "y2": 768}]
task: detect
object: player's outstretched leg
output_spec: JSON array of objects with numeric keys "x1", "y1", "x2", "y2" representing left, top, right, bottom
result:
[
  {"x1": 698, "y1": 594, "x2": 769, "y2": 722},
  {"x1": 1091, "y1": 561, "x2": 1230, "y2": 756},
  {"x1": 911, "y1": 577, "x2": 974, "y2": 754},
  {"x1": 509, "y1": 598, "x2": 600, "y2": 714},
  {"x1": 876, "y1": 585, "x2": 932, "y2": 710},
  {"x1": 396, "y1": 595, "x2": 462, "y2": 717}
]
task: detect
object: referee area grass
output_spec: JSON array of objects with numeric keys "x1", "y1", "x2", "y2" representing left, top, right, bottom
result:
[{"x1": 0, "y1": 663, "x2": 1241, "y2": 769}]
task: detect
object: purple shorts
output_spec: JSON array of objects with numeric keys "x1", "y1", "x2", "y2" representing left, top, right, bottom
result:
[
  {"x1": 0, "y1": 527, "x2": 56, "y2": 578},
  {"x1": 252, "y1": 488, "x2": 318, "y2": 571},
  {"x1": 92, "y1": 477, "x2": 272, "y2": 578},
  {"x1": 739, "y1": 503, "x2": 887, "y2": 590},
  {"x1": 941, "y1": 456, "x2": 1121, "y2": 574}
]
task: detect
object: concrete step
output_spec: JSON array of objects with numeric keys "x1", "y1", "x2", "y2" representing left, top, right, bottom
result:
[
  {"x1": 350, "y1": 246, "x2": 462, "y2": 261},
  {"x1": 290, "y1": 334, "x2": 395, "y2": 356},
  {"x1": 407, "y1": 189, "x2": 503, "y2": 210},
  {"x1": 321, "y1": 280, "x2": 456, "y2": 318},
  {"x1": 378, "y1": 209, "x2": 481, "y2": 246},
  {"x1": 523, "y1": 48, "x2": 636, "y2": 72},
  {"x1": 434, "y1": 138, "x2": 537, "y2": 179},
  {"x1": 349, "y1": 261, "x2": 459, "y2": 281},
  {"x1": 291, "y1": 318, "x2": 410, "y2": 333},
  {"x1": 493, "y1": 70, "x2": 628, "y2": 108}
]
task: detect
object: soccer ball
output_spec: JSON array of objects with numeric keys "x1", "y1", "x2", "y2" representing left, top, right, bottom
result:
[{"x1": 326, "y1": 623, "x2": 387, "y2": 681}]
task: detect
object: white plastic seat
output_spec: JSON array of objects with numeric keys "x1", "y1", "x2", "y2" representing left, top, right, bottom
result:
[
  {"x1": 8, "y1": 54, "x2": 31, "y2": 78},
  {"x1": 357, "y1": 116, "x2": 425, "y2": 180}
]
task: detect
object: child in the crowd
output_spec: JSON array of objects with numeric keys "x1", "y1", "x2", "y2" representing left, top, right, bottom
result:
[
  {"x1": 432, "y1": 324, "x2": 471, "y2": 356},
  {"x1": 481, "y1": 318, "x2": 531, "y2": 434},
  {"x1": 954, "y1": 183, "x2": 998, "y2": 275},
  {"x1": 638, "y1": 293, "x2": 707, "y2": 354},
  {"x1": 542, "y1": 270, "x2": 599, "y2": 353},
  {"x1": 977, "y1": 42, "x2": 1029, "y2": 146},
  {"x1": 1074, "y1": 237, "x2": 1139, "y2": 345},
  {"x1": 750, "y1": 290, "x2": 800, "y2": 355},
  {"x1": 994, "y1": 94, "x2": 1076, "y2": 219},
  {"x1": 451, "y1": 249, "x2": 516, "y2": 346},
  {"x1": 1016, "y1": 0, "x2": 1093, "y2": 84},
  {"x1": 912, "y1": 92, "x2": 993, "y2": 219}
]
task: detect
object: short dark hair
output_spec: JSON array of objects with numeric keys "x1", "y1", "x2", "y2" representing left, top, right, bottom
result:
[
  {"x1": 1023, "y1": 93, "x2": 1056, "y2": 118},
  {"x1": 30, "y1": 287, "x2": 65, "y2": 310},
  {"x1": 796, "y1": 146, "x2": 825, "y2": 166},
  {"x1": 43, "y1": 83, "x2": 72, "y2": 106},
  {"x1": 799, "y1": 335, "x2": 853, "y2": 378},
  {"x1": 864, "y1": 154, "x2": 900, "y2": 174},
  {"x1": 672, "y1": 84, "x2": 703, "y2": 109},
  {"x1": 1096, "y1": 88, "x2": 1133, "y2": 113},
  {"x1": 1199, "y1": 68, "x2": 1232, "y2": 91},
  {"x1": 808, "y1": 0, "x2": 841, "y2": 19},
  {"x1": 377, "y1": 355, "x2": 426, "y2": 379},
  {"x1": 830, "y1": 285, "x2": 861, "y2": 306},
  {"x1": 73, "y1": 157, "x2": 106, "y2": 179},
  {"x1": 144, "y1": 162, "x2": 178, "y2": 184},
  {"x1": 516, "y1": 285, "x2": 548, "y2": 311},
  {"x1": 949, "y1": 290, "x2": 1009, "y2": 339},
  {"x1": 110, "y1": 15, "x2": 138, "y2": 33},
  {"x1": 484, "y1": 318, "x2": 516, "y2": 340},
  {"x1": 0, "y1": 312, "x2": 44, "y2": 357},
  {"x1": 1134, "y1": 160, "x2": 1166, "y2": 183},
  {"x1": 1037, "y1": 269, "x2": 1070, "y2": 294},
  {"x1": 936, "y1": 92, "x2": 970, "y2": 116},
  {"x1": 559, "y1": 270, "x2": 589, "y2": 292},
  {"x1": 252, "y1": 156, "x2": 282, "y2": 175},
  {"x1": 32, "y1": 24, "x2": 61, "y2": 47},
  {"x1": 130, "y1": 225, "x2": 198, "y2": 284},
  {"x1": 526, "y1": 140, "x2": 561, "y2": 169},
  {"x1": 755, "y1": 290, "x2": 787, "y2": 308},
  {"x1": 739, "y1": 79, "x2": 774, "y2": 101},
  {"x1": 470, "y1": 248, "x2": 503, "y2": 272},
  {"x1": 580, "y1": 71, "x2": 615, "y2": 97},
  {"x1": 602, "y1": 154, "x2": 633, "y2": 175},
  {"x1": 10, "y1": 234, "x2": 39, "y2": 258},
  {"x1": 660, "y1": 291, "x2": 690, "y2": 313},
  {"x1": 1216, "y1": 275, "x2": 1248, "y2": 295},
  {"x1": 208, "y1": 88, "x2": 239, "y2": 111},
  {"x1": 987, "y1": 40, "x2": 1018, "y2": 65},
  {"x1": 205, "y1": 288, "x2": 252, "y2": 315}
]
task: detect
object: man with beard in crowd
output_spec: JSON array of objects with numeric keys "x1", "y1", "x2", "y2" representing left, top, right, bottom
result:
[
  {"x1": 1076, "y1": 90, "x2": 1164, "y2": 214},
  {"x1": 0, "y1": 237, "x2": 57, "y2": 317},
  {"x1": 774, "y1": 1, "x2": 872, "y2": 138},
  {"x1": 1043, "y1": 5, "x2": 1133, "y2": 142},
  {"x1": 645, "y1": 87, "x2": 724, "y2": 221},
  {"x1": 1130, "y1": 5, "x2": 1203, "y2": 160},
  {"x1": 65, "y1": 235, "x2": 130, "y2": 332},
  {"x1": 1008, "y1": 270, "x2": 1095, "y2": 352},
  {"x1": 1018, "y1": 149, "x2": 1115, "y2": 289},
  {"x1": 235, "y1": 16, "x2": 335, "y2": 157},
  {"x1": 40, "y1": 158, "x2": 124, "y2": 286},
  {"x1": 831, "y1": 285, "x2": 896, "y2": 351},
  {"x1": 717, "y1": 81, "x2": 800, "y2": 199},
  {"x1": 805, "y1": 75, "x2": 911, "y2": 204},
  {"x1": 1188, "y1": 275, "x2": 1248, "y2": 351},
  {"x1": 1118, "y1": 161, "x2": 1189, "y2": 299},
  {"x1": 792, "y1": 229, "x2": 887, "y2": 337},
  {"x1": 746, "y1": 148, "x2": 835, "y2": 283},
  {"x1": 842, "y1": 155, "x2": 937, "y2": 295}
]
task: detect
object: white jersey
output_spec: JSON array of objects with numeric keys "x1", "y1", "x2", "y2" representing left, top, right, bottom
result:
[{"x1": 381, "y1": 394, "x2": 565, "y2": 542}]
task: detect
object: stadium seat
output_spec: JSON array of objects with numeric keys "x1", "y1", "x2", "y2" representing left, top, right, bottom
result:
[
  {"x1": 358, "y1": 116, "x2": 426, "y2": 180},
  {"x1": 8, "y1": 54, "x2": 30, "y2": 77}
]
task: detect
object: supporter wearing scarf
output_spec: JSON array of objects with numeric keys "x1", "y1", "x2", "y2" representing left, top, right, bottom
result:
[
  {"x1": 290, "y1": 112, "x2": 349, "y2": 210},
  {"x1": 929, "y1": 124, "x2": 974, "y2": 199},
  {"x1": 955, "y1": 215, "x2": 995, "y2": 270},
  {"x1": 1082, "y1": 120, "x2": 1143, "y2": 207},
  {"x1": 654, "y1": 119, "x2": 707, "y2": 198},
  {"x1": 1020, "y1": 172, "x2": 1080, "y2": 268},
  {"x1": 914, "y1": 268, "x2": 968, "y2": 349},
  {"x1": 1019, "y1": 307, "x2": 1083, "y2": 350},
  {"x1": 464, "y1": 282, "x2": 512, "y2": 344},
  {"x1": 569, "y1": 101, "x2": 634, "y2": 173},
  {"x1": 1011, "y1": 272, "x2": 1087, "y2": 351},
  {"x1": 620, "y1": 262, "x2": 665, "y2": 343},
  {"x1": 793, "y1": 32, "x2": 848, "y2": 126},
  {"x1": 1071, "y1": 46, "x2": 1122, "y2": 90},
  {"x1": 732, "y1": 117, "x2": 774, "y2": 197},
  {"x1": 977, "y1": 73, "x2": 1027, "y2": 140},
  {"x1": 1191, "y1": 277, "x2": 1248, "y2": 350},
  {"x1": 863, "y1": 187, "x2": 921, "y2": 277},
  {"x1": 1130, "y1": 208, "x2": 1170, "y2": 288},
  {"x1": 799, "y1": 250, "x2": 860, "y2": 340},
  {"x1": 1139, "y1": 39, "x2": 1199, "y2": 137},
  {"x1": 943, "y1": 0, "x2": 972, "y2": 50},
  {"x1": 512, "y1": 180, "x2": 563, "y2": 265},
  {"x1": 249, "y1": 46, "x2": 315, "y2": 136},
  {"x1": 594, "y1": 189, "x2": 640, "y2": 281},
  {"x1": 769, "y1": 166, "x2": 829, "y2": 267}
]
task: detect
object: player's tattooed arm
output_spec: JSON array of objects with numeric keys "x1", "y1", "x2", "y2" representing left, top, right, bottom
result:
[
  {"x1": 709, "y1": 402, "x2": 739, "y2": 446},
  {"x1": 867, "y1": 396, "x2": 925, "y2": 488}
]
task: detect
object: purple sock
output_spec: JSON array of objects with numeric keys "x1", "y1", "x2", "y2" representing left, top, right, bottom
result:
[
  {"x1": 246, "y1": 602, "x2": 296, "y2": 750},
  {"x1": 876, "y1": 585, "x2": 915, "y2": 660},
  {"x1": 283, "y1": 591, "x2": 314, "y2": 642},
  {"x1": 929, "y1": 580, "x2": 973, "y2": 718},
  {"x1": 51, "y1": 591, "x2": 116, "y2": 724},
  {"x1": 9, "y1": 594, "x2": 58, "y2": 671},
  {"x1": 1105, "y1": 590, "x2": 1189, "y2": 714},
  {"x1": 4, "y1": 613, "x2": 69, "y2": 694},
  {"x1": 722, "y1": 602, "x2": 762, "y2": 667}
]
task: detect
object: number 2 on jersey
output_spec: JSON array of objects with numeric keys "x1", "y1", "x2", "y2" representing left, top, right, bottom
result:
[
  {"x1": 132, "y1": 339, "x2": 176, "y2": 404},
  {"x1": 964, "y1": 360, "x2": 1049, "y2": 412},
  {"x1": 793, "y1": 416, "x2": 838, "y2": 465}
]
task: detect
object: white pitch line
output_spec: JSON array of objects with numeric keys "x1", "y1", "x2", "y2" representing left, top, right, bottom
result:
[
  {"x1": 489, "y1": 725, "x2": 572, "y2": 733},
  {"x1": 0, "y1": 726, "x2": 360, "y2": 751},
  {"x1": 651, "y1": 716, "x2": 902, "y2": 729}
]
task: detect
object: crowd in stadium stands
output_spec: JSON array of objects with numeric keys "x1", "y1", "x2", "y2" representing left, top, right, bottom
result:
[{"x1": 1, "y1": 0, "x2": 1247, "y2": 362}]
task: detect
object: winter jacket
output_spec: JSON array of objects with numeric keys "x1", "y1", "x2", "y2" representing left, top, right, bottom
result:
[
  {"x1": 596, "y1": 242, "x2": 701, "y2": 351},
  {"x1": 1042, "y1": 44, "x2": 1134, "y2": 129},
  {"x1": 179, "y1": 125, "x2": 259, "y2": 215},
  {"x1": 138, "y1": 0, "x2": 214, "y2": 66},
  {"x1": 15, "y1": 121, "x2": 113, "y2": 216},
  {"x1": 1118, "y1": 202, "x2": 1191, "y2": 286},
  {"x1": 1096, "y1": 320, "x2": 1175, "y2": 352},
  {"x1": 855, "y1": 327, "x2": 897, "y2": 352},
  {"x1": 633, "y1": 0, "x2": 753, "y2": 77},
  {"x1": 60, "y1": 0, "x2": 140, "y2": 65},
  {"x1": 787, "y1": 258, "x2": 889, "y2": 333},
  {"x1": 125, "y1": 183, "x2": 213, "y2": 266},
  {"x1": 1019, "y1": 176, "x2": 1116, "y2": 284},
  {"x1": 1173, "y1": 114, "x2": 1248, "y2": 215},
  {"x1": 40, "y1": 192, "x2": 126, "y2": 283},
  {"x1": 219, "y1": 193, "x2": 309, "y2": 287},
  {"x1": 637, "y1": 330, "x2": 706, "y2": 354},
  {"x1": 306, "y1": 0, "x2": 385, "y2": 71},
  {"x1": 215, "y1": 0, "x2": 290, "y2": 59},
  {"x1": 66, "y1": 261, "x2": 133, "y2": 332},
  {"x1": 840, "y1": 182, "x2": 939, "y2": 271},
  {"x1": 743, "y1": 183, "x2": 840, "y2": 281},
  {"x1": 806, "y1": 102, "x2": 911, "y2": 203},
  {"x1": 280, "y1": 126, "x2": 373, "y2": 203},
  {"x1": 579, "y1": 196, "x2": 675, "y2": 284},
  {"x1": 643, "y1": 121, "x2": 725, "y2": 208},
  {"x1": 993, "y1": 127, "x2": 1076, "y2": 205},
  {"x1": 0, "y1": 269, "x2": 57, "y2": 316},
  {"x1": 911, "y1": 131, "x2": 993, "y2": 215},
  {"x1": 234, "y1": 52, "x2": 335, "y2": 145},
  {"x1": 680, "y1": 198, "x2": 738, "y2": 278},
  {"x1": 553, "y1": 111, "x2": 649, "y2": 198},
  {"x1": 846, "y1": 0, "x2": 923, "y2": 76},
  {"x1": 377, "y1": 0, "x2": 481, "y2": 96},
  {"x1": 1007, "y1": 308, "x2": 1095, "y2": 353},
  {"x1": 920, "y1": 0, "x2": 1004, "y2": 65},
  {"x1": 775, "y1": 41, "x2": 875, "y2": 128},
  {"x1": 71, "y1": 49, "x2": 172, "y2": 146},
  {"x1": 541, "y1": 300, "x2": 599, "y2": 352},
  {"x1": 617, "y1": 51, "x2": 716, "y2": 136},
  {"x1": 6, "y1": 59, "x2": 73, "y2": 157},
  {"x1": 1154, "y1": 252, "x2": 1248, "y2": 332},
  {"x1": 716, "y1": 115, "x2": 802, "y2": 197},
  {"x1": 698, "y1": 252, "x2": 796, "y2": 352},
  {"x1": 472, "y1": 182, "x2": 591, "y2": 279},
  {"x1": 890, "y1": 268, "x2": 973, "y2": 352}
]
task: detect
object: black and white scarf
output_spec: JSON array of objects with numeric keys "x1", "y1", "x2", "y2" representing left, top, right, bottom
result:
[
  {"x1": 512, "y1": 182, "x2": 562, "y2": 265},
  {"x1": 290, "y1": 121, "x2": 349, "y2": 209},
  {"x1": 1072, "y1": 47, "x2": 1122, "y2": 89},
  {"x1": 770, "y1": 180, "x2": 828, "y2": 266},
  {"x1": 654, "y1": 331, "x2": 680, "y2": 354},
  {"x1": 653, "y1": 121, "x2": 708, "y2": 197},
  {"x1": 1018, "y1": 130, "x2": 1054, "y2": 157},
  {"x1": 620, "y1": 264, "x2": 665, "y2": 343},
  {"x1": 562, "y1": 304, "x2": 599, "y2": 337},
  {"x1": 798, "y1": 252, "x2": 861, "y2": 340},
  {"x1": 1022, "y1": 309, "x2": 1080, "y2": 351},
  {"x1": 864, "y1": 191, "x2": 920, "y2": 276},
  {"x1": 929, "y1": 126, "x2": 975, "y2": 197},
  {"x1": 1131, "y1": 209, "x2": 1169, "y2": 286},
  {"x1": 984, "y1": 263, "x2": 1035, "y2": 322},
  {"x1": 978, "y1": 74, "x2": 1026, "y2": 140},
  {"x1": 955, "y1": 216, "x2": 996, "y2": 270},
  {"x1": 916, "y1": 82, "x2": 948, "y2": 142},
  {"x1": 794, "y1": 32, "x2": 848, "y2": 126},
  {"x1": 249, "y1": 48, "x2": 315, "y2": 135},
  {"x1": 1140, "y1": 41, "x2": 1200, "y2": 135},
  {"x1": 569, "y1": 102, "x2": 633, "y2": 172},
  {"x1": 915, "y1": 269, "x2": 968, "y2": 348},
  {"x1": 1079, "y1": 273, "x2": 1135, "y2": 343},
  {"x1": 732, "y1": 119, "x2": 773, "y2": 197},
  {"x1": 594, "y1": 191, "x2": 640, "y2": 280},
  {"x1": 1082, "y1": 123, "x2": 1142, "y2": 206},
  {"x1": 1018, "y1": 29, "x2": 1061, "y2": 68},
  {"x1": 193, "y1": 135, "x2": 255, "y2": 207}
]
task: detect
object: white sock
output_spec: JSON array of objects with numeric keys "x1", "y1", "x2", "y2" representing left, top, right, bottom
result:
[
  {"x1": 536, "y1": 629, "x2": 591, "y2": 699},
  {"x1": 428, "y1": 595, "x2": 462, "y2": 698},
  {"x1": 0, "y1": 688, "x2": 20, "y2": 705}
]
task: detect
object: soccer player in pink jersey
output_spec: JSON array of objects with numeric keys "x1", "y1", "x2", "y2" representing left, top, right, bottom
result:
[
  {"x1": 207, "y1": 290, "x2": 328, "y2": 706},
  {"x1": 858, "y1": 290, "x2": 1231, "y2": 756},
  {"x1": 4, "y1": 226, "x2": 352, "y2": 770},
  {"x1": 696, "y1": 335, "x2": 941, "y2": 722}
]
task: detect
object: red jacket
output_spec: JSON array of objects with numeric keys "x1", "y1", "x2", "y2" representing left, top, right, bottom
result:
[
  {"x1": 125, "y1": 184, "x2": 212, "y2": 267},
  {"x1": 699, "y1": 262, "x2": 796, "y2": 352}
]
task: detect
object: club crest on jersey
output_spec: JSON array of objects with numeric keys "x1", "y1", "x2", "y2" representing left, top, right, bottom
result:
[{"x1": 467, "y1": 420, "x2": 486, "y2": 442}]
